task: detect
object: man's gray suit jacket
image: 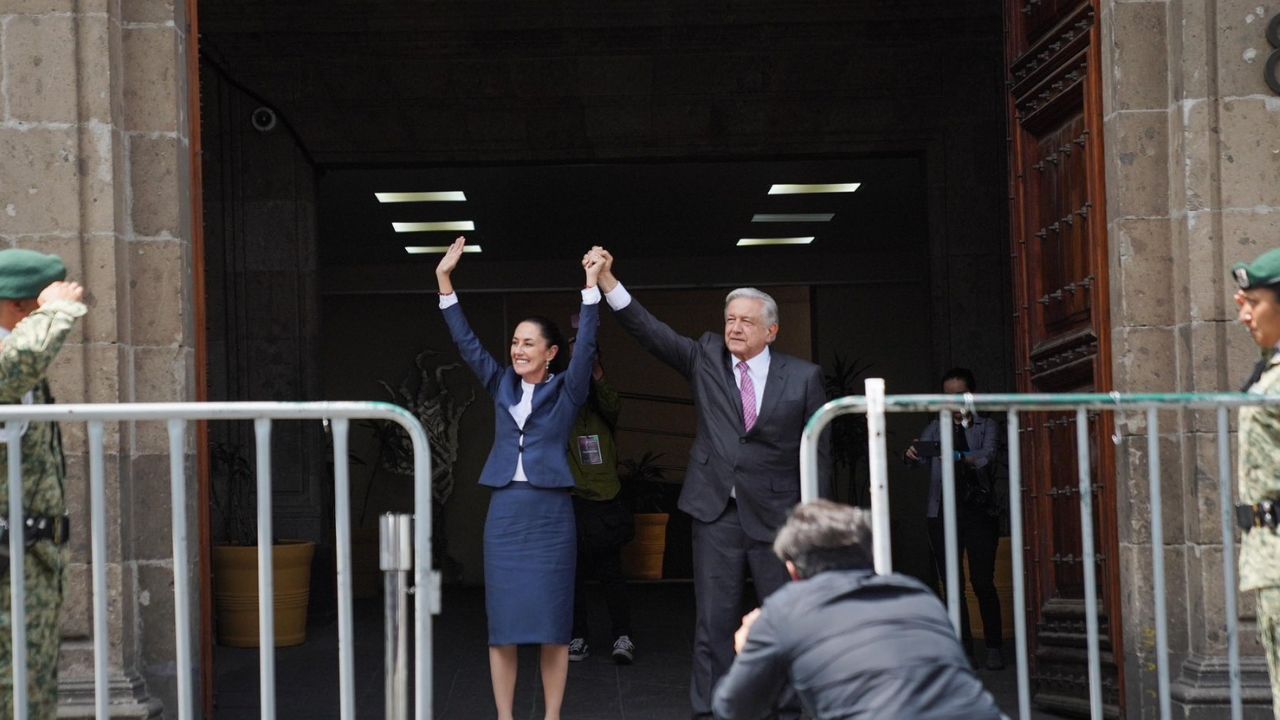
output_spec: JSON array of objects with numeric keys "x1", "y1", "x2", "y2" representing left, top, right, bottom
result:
[{"x1": 613, "y1": 297, "x2": 832, "y2": 542}]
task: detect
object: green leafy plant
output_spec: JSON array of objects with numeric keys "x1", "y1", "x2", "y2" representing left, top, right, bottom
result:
[
  {"x1": 823, "y1": 353, "x2": 874, "y2": 506},
  {"x1": 210, "y1": 441, "x2": 256, "y2": 546},
  {"x1": 358, "y1": 349, "x2": 475, "y2": 524},
  {"x1": 356, "y1": 349, "x2": 476, "y2": 583}
]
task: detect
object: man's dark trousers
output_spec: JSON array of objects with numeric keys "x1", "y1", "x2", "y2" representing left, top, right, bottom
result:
[
  {"x1": 692, "y1": 501, "x2": 792, "y2": 719},
  {"x1": 606, "y1": 294, "x2": 830, "y2": 719}
]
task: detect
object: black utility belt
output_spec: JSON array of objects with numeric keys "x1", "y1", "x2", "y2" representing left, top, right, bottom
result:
[
  {"x1": 1237, "y1": 502, "x2": 1280, "y2": 531},
  {"x1": 0, "y1": 514, "x2": 71, "y2": 549}
]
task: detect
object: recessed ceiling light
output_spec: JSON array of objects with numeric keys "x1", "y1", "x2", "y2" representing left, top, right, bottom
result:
[
  {"x1": 767, "y1": 183, "x2": 861, "y2": 195},
  {"x1": 736, "y1": 237, "x2": 815, "y2": 247},
  {"x1": 392, "y1": 221, "x2": 476, "y2": 233},
  {"x1": 751, "y1": 213, "x2": 835, "y2": 223},
  {"x1": 405, "y1": 245, "x2": 483, "y2": 254},
  {"x1": 376, "y1": 191, "x2": 467, "y2": 203}
]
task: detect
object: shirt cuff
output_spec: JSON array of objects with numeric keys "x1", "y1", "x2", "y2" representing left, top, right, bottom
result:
[
  {"x1": 581, "y1": 286, "x2": 602, "y2": 305},
  {"x1": 603, "y1": 282, "x2": 632, "y2": 311},
  {"x1": 438, "y1": 292, "x2": 459, "y2": 310}
]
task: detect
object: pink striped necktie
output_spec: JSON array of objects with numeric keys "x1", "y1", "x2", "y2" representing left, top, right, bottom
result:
[{"x1": 737, "y1": 361, "x2": 757, "y2": 431}]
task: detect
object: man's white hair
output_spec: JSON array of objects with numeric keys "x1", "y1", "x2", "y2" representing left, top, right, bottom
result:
[{"x1": 724, "y1": 288, "x2": 779, "y2": 327}]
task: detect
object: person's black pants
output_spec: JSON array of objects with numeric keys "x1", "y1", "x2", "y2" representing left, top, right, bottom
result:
[
  {"x1": 690, "y1": 500, "x2": 797, "y2": 719},
  {"x1": 572, "y1": 496, "x2": 633, "y2": 640},
  {"x1": 927, "y1": 505, "x2": 1003, "y2": 650}
]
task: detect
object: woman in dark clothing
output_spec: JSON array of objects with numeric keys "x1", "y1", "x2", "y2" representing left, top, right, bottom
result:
[{"x1": 435, "y1": 237, "x2": 602, "y2": 720}]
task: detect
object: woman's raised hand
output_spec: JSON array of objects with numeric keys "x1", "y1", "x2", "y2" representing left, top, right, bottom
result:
[
  {"x1": 583, "y1": 248, "x2": 603, "y2": 287},
  {"x1": 436, "y1": 236, "x2": 466, "y2": 294}
]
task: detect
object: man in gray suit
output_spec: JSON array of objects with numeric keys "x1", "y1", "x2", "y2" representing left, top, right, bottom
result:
[{"x1": 592, "y1": 248, "x2": 831, "y2": 718}]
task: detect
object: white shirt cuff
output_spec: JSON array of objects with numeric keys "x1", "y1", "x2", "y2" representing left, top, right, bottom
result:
[
  {"x1": 438, "y1": 292, "x2": 459, "y2": 309},
  {"x1": 581, "y1": 286, "x2": 602, "y2": 304},
  {"x1": 603, "y1": 282, "x2": 632, "y2": 311}
]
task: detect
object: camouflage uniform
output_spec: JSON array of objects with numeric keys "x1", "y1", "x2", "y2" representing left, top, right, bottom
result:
[
  {"x1": 0, "y1": 299, "x2": 85, "y2": 719},
  {"x1": 1239, "y1": 350, "x2": 1280, "y2": 719}
]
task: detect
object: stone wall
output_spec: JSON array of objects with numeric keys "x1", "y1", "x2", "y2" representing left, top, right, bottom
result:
[
  {"x1": 0, "y1": 0, "x2": 196, "y2": 715},
  {"x1": 1101, "y1": 0, "x2": 1280, "y2": 716}
]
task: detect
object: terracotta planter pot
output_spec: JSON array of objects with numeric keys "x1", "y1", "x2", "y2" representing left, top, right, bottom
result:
[
  {"x1": 213, "y1": 540, "x2": 316, "y2": 647},
  {"x1": 621, "y1": 513, "x2": 669, "y2": 580}
]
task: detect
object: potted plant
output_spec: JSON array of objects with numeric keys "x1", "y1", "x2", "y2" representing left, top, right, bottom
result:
[
  {"x1": 618, "y1": 451, "x2": 678, "y2": 580},
  {"x1": 823, "y1": 353, "x2": 873, "y2": 506},
  {"x1": 353, "y1": 350, "x2": 475, "y2": 595},
  {"x1": 209, "y1": 440, "x2": 315, "y2": 647}
]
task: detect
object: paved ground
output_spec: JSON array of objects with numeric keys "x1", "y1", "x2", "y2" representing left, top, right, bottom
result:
[{"x1": 214, "y1": 583, "x2": 1064, "y2": 719}]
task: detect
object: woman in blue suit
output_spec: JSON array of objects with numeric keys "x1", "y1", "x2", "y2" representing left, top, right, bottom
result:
[{"x1": 436, "y1": 237, "x2": 601, "y2": 720}]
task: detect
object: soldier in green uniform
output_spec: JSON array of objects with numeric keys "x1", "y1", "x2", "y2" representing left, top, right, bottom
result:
[
  {"x1": 0, "y1": 249, "x2": 85, "y2": 719},
  {"x1": 1233, "y1": 247, "x2": 1280, "y2": 719}
]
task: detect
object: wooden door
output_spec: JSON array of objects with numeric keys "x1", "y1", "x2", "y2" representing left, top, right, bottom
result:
[{"x1": 1004, "y1": 1, "x2": 1122, "y2": 715}]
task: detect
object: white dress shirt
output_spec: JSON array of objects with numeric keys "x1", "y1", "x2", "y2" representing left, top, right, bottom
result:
[{"x1": 509, "y1": 380, "x2": 537, "y2": 482}]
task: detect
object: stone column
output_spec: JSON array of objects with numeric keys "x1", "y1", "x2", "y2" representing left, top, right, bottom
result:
[
  {"x1": 0, "y1": 0, "x2": 196, "y2": 715},
  {"x1": 1103, "y1": 0, "x2": 1280, "y2": 716}
]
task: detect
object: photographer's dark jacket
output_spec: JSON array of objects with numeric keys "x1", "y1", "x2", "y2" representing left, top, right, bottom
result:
[
  {"x1": 912, "y1": 415, "x2": 998, "y2": 519},
  {"x1": 712, "y1": 568, "x2": 1004, "y2": 720}
]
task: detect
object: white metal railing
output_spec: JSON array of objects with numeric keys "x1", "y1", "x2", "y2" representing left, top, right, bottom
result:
[
  {"x1": 0, "y1": 401, "x2": 439, "y2": 720},
  {"x1": 799, "y1": 380, "x2": 1277, "y2": 720}
]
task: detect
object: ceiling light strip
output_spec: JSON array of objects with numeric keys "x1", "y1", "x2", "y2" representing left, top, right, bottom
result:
[
  {"x1": 376, "y1": 191, "x2": 467, "y2": 203},
  {"x1": 736, "y1": 237, "x2": 815, "y2": 247},
  {"x1": 392, "y1": 221, "x2": 476, "y2": 233},
  {"x1": 751, "y1": 213, "x2": 835, "y2": 223},
  {"x1": 767, "y1": 183, "x2": 861, "y2": 195},
  {"x1": 405, "y1": 245, "x2": 483, "y2": 254}
]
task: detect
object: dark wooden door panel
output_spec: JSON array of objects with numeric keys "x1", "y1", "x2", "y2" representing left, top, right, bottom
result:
[{"x1": 1005, "y1": 0, "x2": 1122, "y2": 715}]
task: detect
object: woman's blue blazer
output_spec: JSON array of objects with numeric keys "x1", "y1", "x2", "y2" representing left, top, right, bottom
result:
[{"x1": 441, "y1": 298, "x2": 599, "y2": 489}]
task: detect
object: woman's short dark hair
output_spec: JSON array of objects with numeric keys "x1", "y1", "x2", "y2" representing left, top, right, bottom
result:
[
  {"x1": 772, "y1": 500, "x2": 874, "y2": 579},
  {"x1": 517, "y1": 316, "x2": 568, "y2": 375},
  {"x1": 941, "y1": 367, "x2": 976, "y2": 392}
]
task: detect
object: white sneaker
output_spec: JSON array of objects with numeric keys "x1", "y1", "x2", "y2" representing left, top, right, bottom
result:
[
  {"x1": 611, "y1": 635, "x2": 635, "y2": 664},
  {"x1": 568, "y1": 637, "x2": 589, "y2": 662}
]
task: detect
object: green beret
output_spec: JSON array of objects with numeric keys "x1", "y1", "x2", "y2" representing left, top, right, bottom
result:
[{"x1": 0, "y1": 249, "x2": 66, "y2": 300}]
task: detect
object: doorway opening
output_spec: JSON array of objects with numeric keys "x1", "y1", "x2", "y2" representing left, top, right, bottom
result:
[{"x1": 194, "y1": 0, "x2": 1023, "y2": 714}]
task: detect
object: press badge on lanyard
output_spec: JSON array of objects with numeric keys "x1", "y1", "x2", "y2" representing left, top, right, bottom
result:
[{"x1": 576, "y1": 434, "x2": 603, "y2": 465}]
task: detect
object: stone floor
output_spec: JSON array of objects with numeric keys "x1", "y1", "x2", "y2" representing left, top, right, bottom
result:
[{"x1": 213, "y1": 582, "x2": 1064, "y2": 719}]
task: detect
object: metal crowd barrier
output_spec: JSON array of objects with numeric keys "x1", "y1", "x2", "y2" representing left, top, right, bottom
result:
[
  {"x1": 0, "y1": 401, "x2": 439, "y2": 720},
  {"x1": 799, "y1": 379, "x2": 1277, "y2": 720}
]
